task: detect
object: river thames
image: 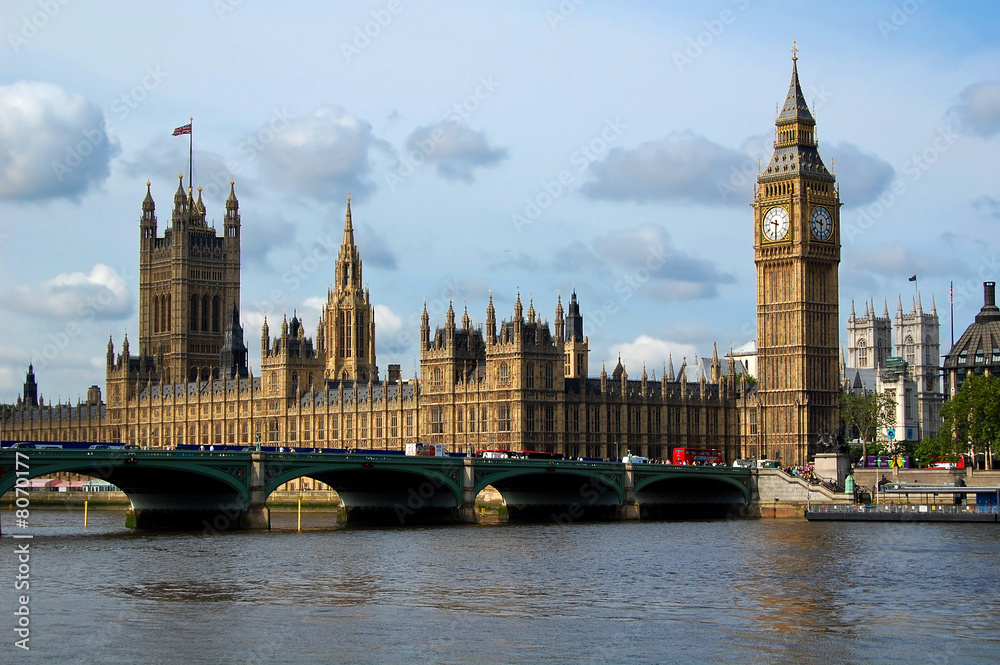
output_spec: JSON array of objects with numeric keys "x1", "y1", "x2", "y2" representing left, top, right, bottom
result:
[{"x1": 2, "y1": 509, "x2": 998, "y2": 664}]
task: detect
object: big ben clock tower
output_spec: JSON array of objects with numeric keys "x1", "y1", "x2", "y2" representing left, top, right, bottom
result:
[{"x1": 754, "y1": 45, "x2": 841, "y2": 466}]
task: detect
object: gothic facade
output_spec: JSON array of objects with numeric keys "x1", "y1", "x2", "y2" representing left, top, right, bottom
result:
[{"x1": 2, "y1": 55, "x2": 845, "y2": 467}]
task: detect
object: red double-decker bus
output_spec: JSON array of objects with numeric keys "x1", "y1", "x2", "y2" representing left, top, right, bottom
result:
[{"x1": 671, "y1": 447, "x2": 724, "y2": 465}]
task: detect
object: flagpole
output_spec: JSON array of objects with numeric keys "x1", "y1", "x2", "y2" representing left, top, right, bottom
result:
[
  {"x1": 950, "y1": 281, "x2": 954, "y2": 348},
  {"x1": 188, "y1": 116, "x2": 193, "y2": 193}
]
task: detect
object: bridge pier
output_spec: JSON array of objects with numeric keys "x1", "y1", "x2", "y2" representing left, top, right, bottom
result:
[
  {"x1": 617, "y1": 463, "x2": 640, "y2": 520},
  {"x1": 457, "y1": 458, "x2": 480, "y2": 524}
]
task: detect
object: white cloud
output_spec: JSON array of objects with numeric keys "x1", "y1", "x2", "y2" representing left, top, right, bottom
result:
[
  {"x1": 608, "y1": 335, "x2": 699, "y2": 377},
  {"x1": 949, "y1": 81, "x2": 1000, "y2": 137},
  {"x1": 0, "y1": 81, "x2": 120, "y2": 201},
  {"x1": 825, "y1": 142, "x2": 895, "y2": 207},
  {"x1": 554, "y1": 226, "x2": 735, "y2": 301},
  {"x1": 581, "y1": 130, "x2": 748, "y2": 205},
  {"x1": 374, "y1": 304, "x2": 403, "y2": 341},
  {"x1": 256, "y1": 106, "x2": 386, "y2": 201},
  {"x1": 403, "y1": 121, "x2": 508, "y2": 182},
  {"x1": 3, "y1": 264, "x2": 131, "y2": 320}
]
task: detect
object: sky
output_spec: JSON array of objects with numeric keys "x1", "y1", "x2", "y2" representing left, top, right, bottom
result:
[{"x1": 1, "y1": 0, "x2": 999, "y2": 403}]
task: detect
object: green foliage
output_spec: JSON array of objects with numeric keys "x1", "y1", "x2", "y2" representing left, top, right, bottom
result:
[
  {"x1": 938, "y1": 373, "x2": 1000, "y2": 465},
  {"x1": 839, "y1": 390, "x2": 897, "y2": 461},
  {"x1": 742, "y1": 374, "x2": 758, "y2": 387}
]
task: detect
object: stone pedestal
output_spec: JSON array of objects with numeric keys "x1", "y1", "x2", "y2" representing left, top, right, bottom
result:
[{"x1": 813, "y1": 452, "x2": 850, "y2": 486}]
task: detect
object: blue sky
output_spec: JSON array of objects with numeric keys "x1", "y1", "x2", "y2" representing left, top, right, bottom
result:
[{"x1": 1, "y1": 1, "x2": 999, "y2": 401}]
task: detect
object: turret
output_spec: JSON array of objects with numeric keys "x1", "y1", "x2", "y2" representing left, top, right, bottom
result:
[
  {"x1": 554, "y1": 296, "x2": 565, "y2": 342},
  {"x1": 486, "y1": 295, "x2": 497, "y2": 344}
]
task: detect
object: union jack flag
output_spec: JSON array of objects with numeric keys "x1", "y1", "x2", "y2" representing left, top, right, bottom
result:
[{"x1": 172, "y1": 123, "x2": 192, "y2": 136}]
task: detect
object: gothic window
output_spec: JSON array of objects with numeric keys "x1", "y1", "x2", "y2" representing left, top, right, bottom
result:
[
  {"x1": 525, "y1": 362, "x2": 534, "y2": 389},
  {"x1": 331, "y1": 416, "x2": 339, "y2": 440},
  {"x1": 190, "y1": 295, "x2": 198, "y2": 331},
  {"x1": 268, "y1": 420, "x2": 279, "y2": 442},
  {"x1": 526, "y1": 405, "x2": 535, "y2": 432},
  {"x1": 544, "y1": 363, "x2": 554, "y2": 389},
  {"x1": 545, "y1": 406, "x2": 554, "y2": 433},
  {"x1": 360, "y1": 415, "x2": 368, "y2": 439},
  {"x1": 433, "y1": 367, "x2": 443, "y2": 388},
  {"x1": 376, "y1": 415, "x2": 383, "y2": 439},
  {"x1": 406, "y1": 413, "x2": 414, "y2": 438},
  {"x1": 456, "y1": 409, "x2": 463, "y2": 433},
  {"x1": 497, "y1": 362, "x2": 510, "y2": 386},
  {"x1": 303, "y1": 419, "x2": 311, "y2": 442},
  {"x1": 317, "y1": 418, "x2": 325, "y2": 441},
  {"x1": 268, "y1": 373, "x2": 277, "y2": 395},
  {"x1": 356, "y1": 312, "x2": 365, "y2": 358},
  {"x1": 201, "y1": 295, "x2": 210, "y2": 332},
  {"x1": 431, "y1": 408, "x2": 444, "y2": 434},
  {"x1": 389, "y1": 414, "x2": 398, "y2": 438},
  {"x1": 346, "y1": 414, "x2": 354, "y2": 439},
  {"x1": 498, "y1": 406, "x2": 511, "y2": 431},
  {"x1": 857, "y1": 339, "x2": 868, "y2": 367},
  {"x1": 481, "y1": 407, "x2": 487, "y2": 432},
  {"x1": 212, "y1": 296, "x2": 221, "y2": 333},
  {"x1": 469, "y1": 408, "x2": 476, "y2": 433},
  {"x1": 291, "y1": 372, "x2": 299, "y2": 394},
  {"x1": 572, "y1": 406, "x2": 580, "y2": 433},
  {"x1": 905, "y1": 335, "x2": 915, "y2": 365},
  {"x1": 166, "y1": 293, "x2": 171, "y2": 331}
]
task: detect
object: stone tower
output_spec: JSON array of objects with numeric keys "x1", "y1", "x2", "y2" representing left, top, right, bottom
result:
[
  {"x1": 753, "y1": 47, "x2": 841, "y2": 465},
  {"x1": 317, "y1": 196, "x2": 378, "y2": 383},
  {"x1": 137, "y1": 177, "x2": 241, "y2": 383},
  {"x1": 561, "y1": 291, "x2": 589, "y2": 380},
  {"x1": 847, "y1": 299, "x2": 892, "y2": 369},
  {"x1": 896, "y1": 292, "x2": 943, "y2": 440}
]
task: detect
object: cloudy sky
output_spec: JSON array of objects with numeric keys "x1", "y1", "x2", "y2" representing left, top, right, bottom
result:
[{"x1": 1, "y1": 1, "x2": 999, "y2": 402}]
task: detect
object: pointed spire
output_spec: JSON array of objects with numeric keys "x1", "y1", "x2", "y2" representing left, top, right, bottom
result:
[
  {"x1": 897, "y1": 295, "x2": 904, "y2": 315},
  {"x1": 343, "y1": 192, "x2": 355, "y2": 246},
  {"x1": 915, "y1": 291, "x2": 923, "y2": 313},
  {"x1": 514, "y1": 292, "x2": 523, "y2": 320},
  {"x1": 142, "y1": 180, "x2": 155, "y2": 214},
  {"x1": 931, "y1": 294, "x2": 938, "y2": 315},
  {"x1": 883, "y1": 299, "x2": 890, "y2": 319},
  {"x1": 667, "y1": 354, "x2": 675, "y2": 381},
  {"x1": 777, "y1": 41, "x2": 814, "y2": 124},
  {"x1": 527, "y1": 297, "x2": 536, "y2": 324},
  {"x1": 850, "y1": 299, "x2": 856, "y2": 318},
  {"x1": 462, "y1": 305, "x2": 470, "y2": 330}
]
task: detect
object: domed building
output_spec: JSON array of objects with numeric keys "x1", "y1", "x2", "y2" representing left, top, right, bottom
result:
[{"x1": 943, "y1": 282, "x2": 1000, "y2": 396}]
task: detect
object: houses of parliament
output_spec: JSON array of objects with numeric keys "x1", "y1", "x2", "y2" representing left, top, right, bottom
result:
[{"x1": 1, "y1": 55, "x2": 842, "y2": 467}]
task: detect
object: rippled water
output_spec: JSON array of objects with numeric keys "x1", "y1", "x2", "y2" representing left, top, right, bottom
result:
[{"x1": 2, "y1": 509, "x2": 998, "y2": 664}]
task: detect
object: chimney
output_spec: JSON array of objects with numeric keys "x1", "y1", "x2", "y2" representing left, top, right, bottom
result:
[
  {"x1": 388, "y1": 364, "x2": 401, "y2": 383},
  {"x1": 986, "y1": 282, "x2": 996, "y2": 308}
]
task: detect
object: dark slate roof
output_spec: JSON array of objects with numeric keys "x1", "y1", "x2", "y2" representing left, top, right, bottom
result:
[
  {"x1": 944, "y1": 284, "x2": 1000, "y2": 370},
  {"x1": 760, "y1": 143, "x2": 833, "y2": 182},
  {"x1": 777, "y1": 59, "x2": 814, "y2": 124}
]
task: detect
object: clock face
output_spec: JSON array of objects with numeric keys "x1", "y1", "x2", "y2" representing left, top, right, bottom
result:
[
  {"x1": 762, "y1": 206, "x2": 789, "y2": 241},
  {"x1": 811, "y1": 206, "x2": 833, "y2": 241}
]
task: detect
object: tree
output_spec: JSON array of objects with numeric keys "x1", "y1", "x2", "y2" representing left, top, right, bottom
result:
[
  {"x1": 938, "y1": 373, "x2": 1000, "y2": 471},
  {"x1": 839, "y1": 390, "x2": 897, "y2": 464}
]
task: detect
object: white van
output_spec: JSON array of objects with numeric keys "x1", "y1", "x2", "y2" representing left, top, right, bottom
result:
[
  {"x1": 732, "y1": 459, "x2": 753, "y2": 468},
  {"x1": 622, "y1": 454, "x2": 650, "y2": 464}
]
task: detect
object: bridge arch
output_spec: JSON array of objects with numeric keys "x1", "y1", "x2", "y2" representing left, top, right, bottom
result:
[
  {"x1": 0, "y1": 451, "x2": 253, "y2": 530},
  {"x1": 474, "y1": 464, "x2": 625, "y2": 521},
  {"x1": 263, "y1": 455, "x2": 464, "y2": 525}
]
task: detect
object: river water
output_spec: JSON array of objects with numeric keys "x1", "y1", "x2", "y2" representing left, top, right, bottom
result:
[{"x1": 1, "y1": 508, "x2": 998, "y2": 664}]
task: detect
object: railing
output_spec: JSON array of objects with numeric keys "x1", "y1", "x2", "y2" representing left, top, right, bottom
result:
[{"x1": 809, "y1": 503, "x2": 998, "y2": 515}]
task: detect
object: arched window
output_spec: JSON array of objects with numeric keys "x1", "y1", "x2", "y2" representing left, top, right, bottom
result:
[
  {"x1": 904, "y1": 335, "x2": 915, "y2": 365},
  {"x1": 190, "y1": 295, "x2": 199, "y2": 331},
  {"x1": 497, "y1": 362, "x2": 510, "y2": 386},
  {"x1": 201, "y1": 295, "x2": 210, "y2": 332},
  {"x1": 525, "y1": 362, "x2": 534, "y2": 389},
  {"x1": 857, "y1": 339, "x2": 868, "y2": 367},
  {"x1": 433, "y1": 367, "x2": 442, "y2": 387},
  {"x1": 544, "y1": 362, "x2": 554, "y2": 389},
  {"x1": 212, "y1": 295, "x2": 221, "y2": 333}
]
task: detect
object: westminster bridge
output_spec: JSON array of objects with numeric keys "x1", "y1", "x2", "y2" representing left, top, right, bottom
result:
[{"x1": 0, "y1": 448, "x2": 752, "y2": 530}]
